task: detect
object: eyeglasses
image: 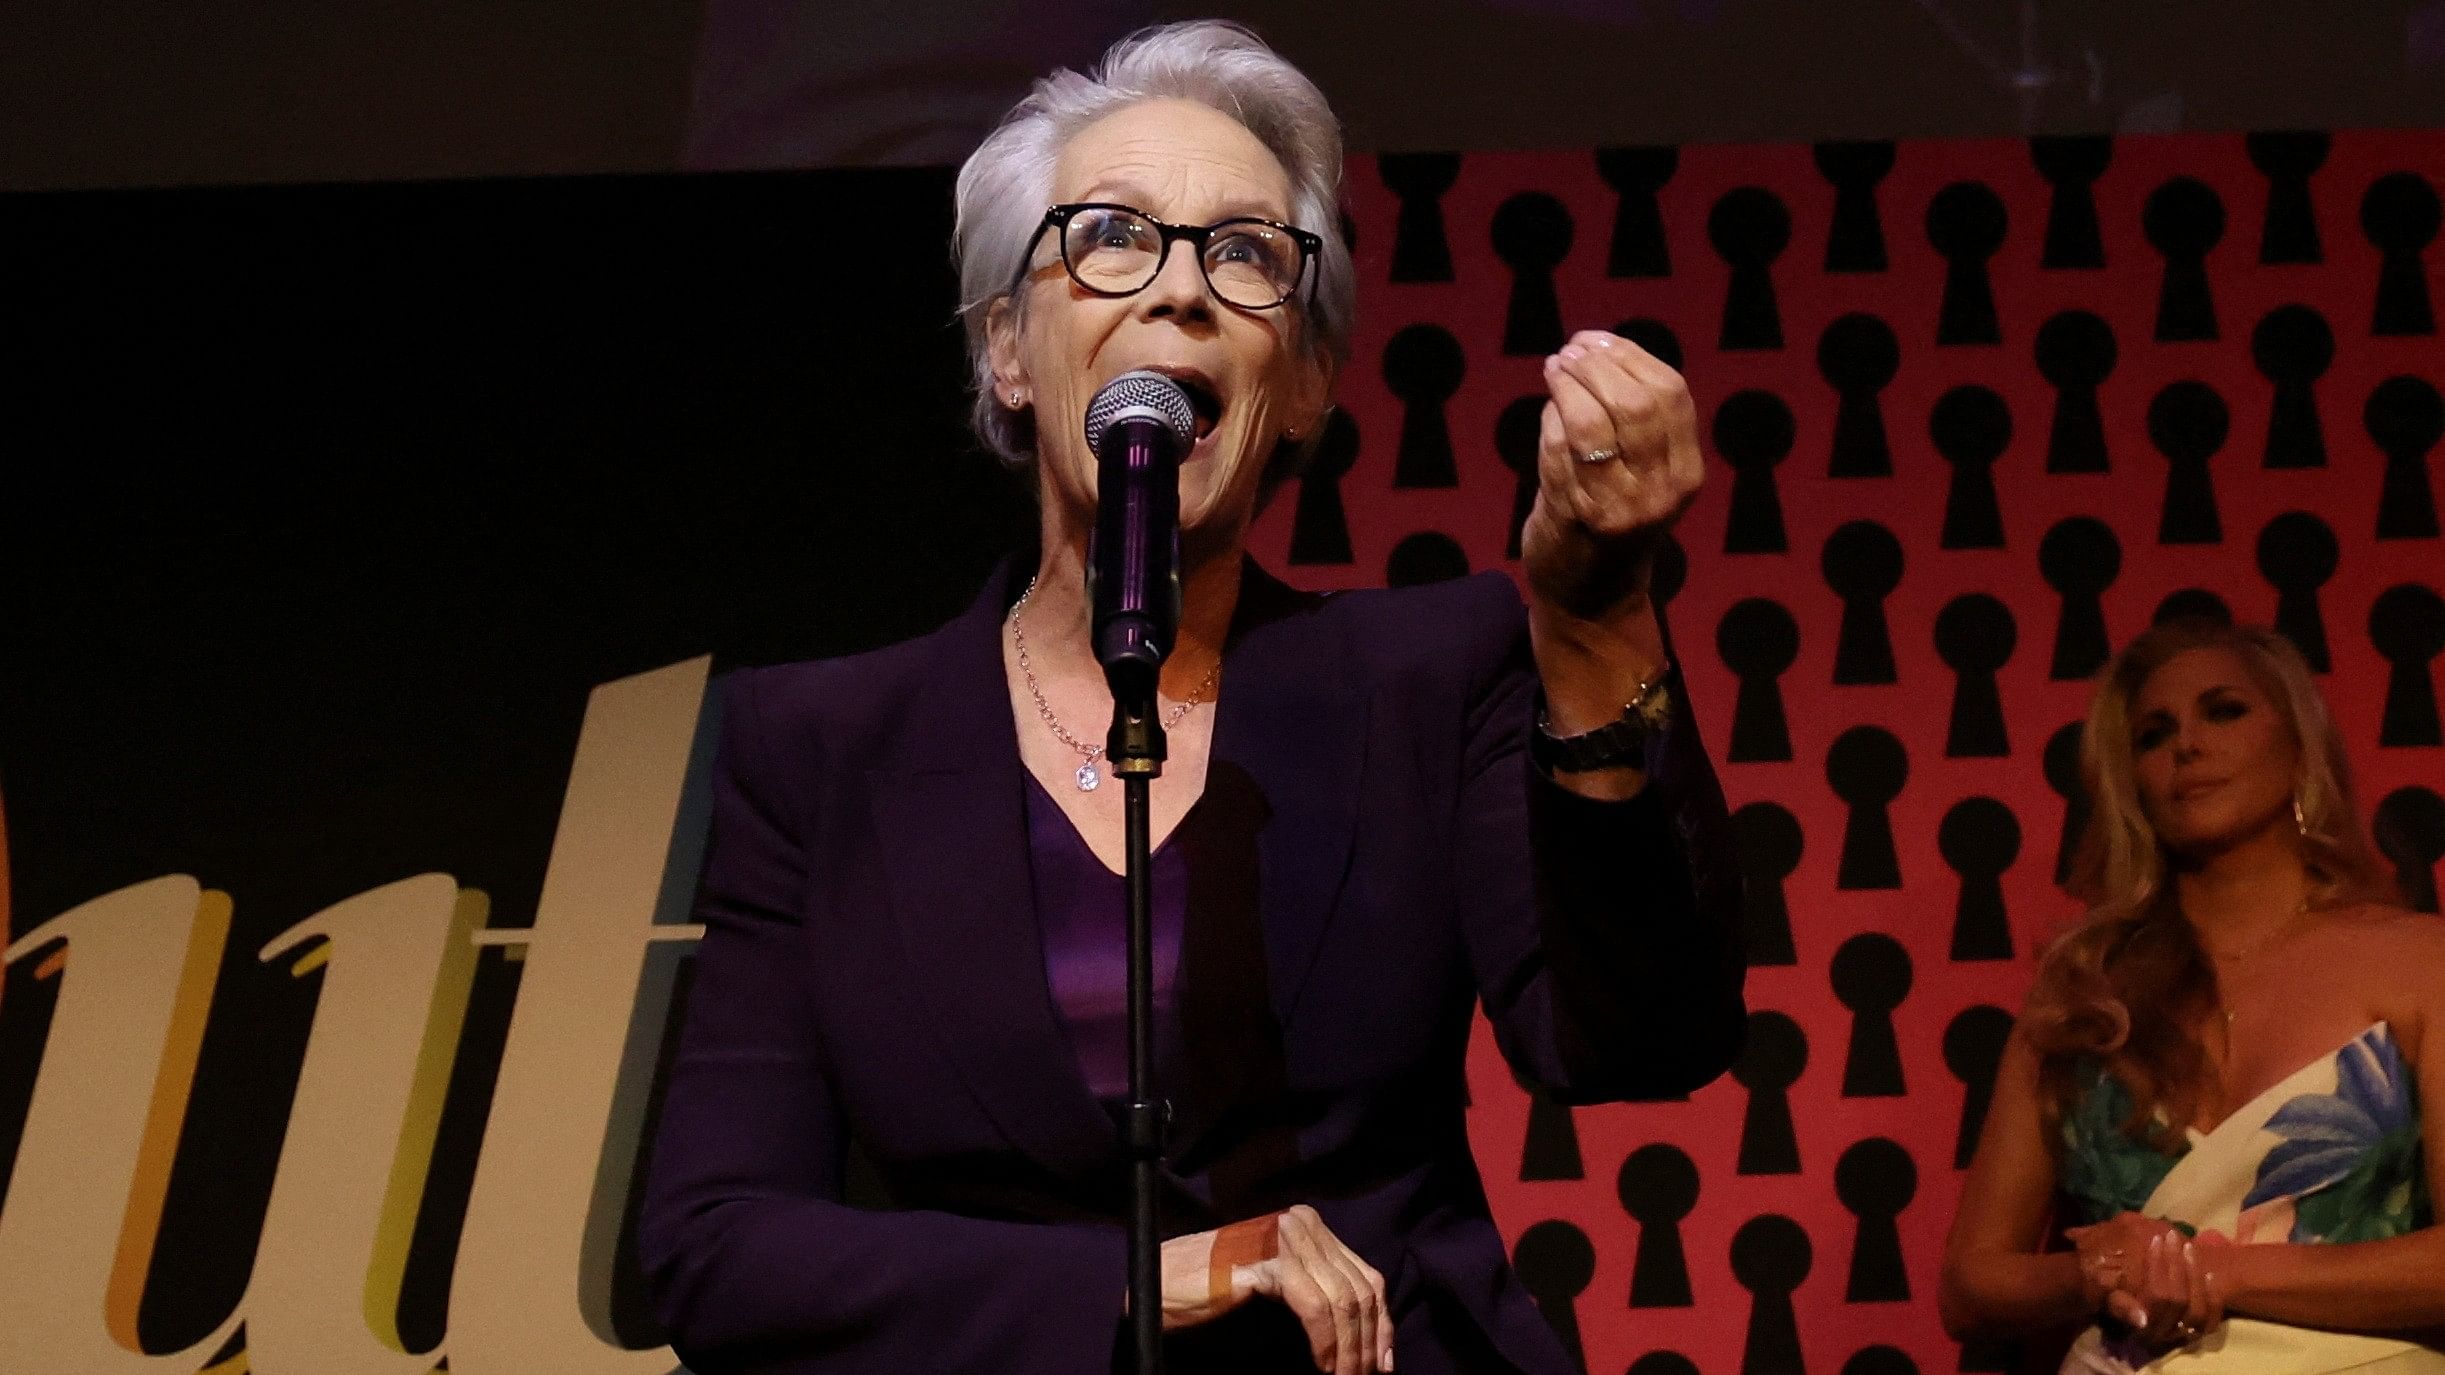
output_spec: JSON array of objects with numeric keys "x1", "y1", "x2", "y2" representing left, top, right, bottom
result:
[{"x1": 1019, "y1": 202, "x2": 1322, "y2": 311}]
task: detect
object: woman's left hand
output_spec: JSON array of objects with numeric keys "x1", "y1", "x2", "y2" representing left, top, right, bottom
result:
[
  {"x1": 2116, "y1": 1229, "x2": 2229, "y2": 1353},
  {"x1": 2066, "y1": 1211, "x2": 2182, "y2": 1307},
  {"x1": 1519, "y1": 330, "x2": 1705, "y2": 621}
]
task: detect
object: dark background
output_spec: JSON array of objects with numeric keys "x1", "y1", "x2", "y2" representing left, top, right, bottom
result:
[
  {"x1": 6, "y1": 1, "x2": 2444, "y2": 190},
  {"x1": 0, "y1": 162, "x2": 1022, "y2": 1348}
]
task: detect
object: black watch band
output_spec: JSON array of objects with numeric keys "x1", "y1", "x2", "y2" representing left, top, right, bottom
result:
[{"x1": 1533, "y1": 670, "x2": 1673, "y2": 774}]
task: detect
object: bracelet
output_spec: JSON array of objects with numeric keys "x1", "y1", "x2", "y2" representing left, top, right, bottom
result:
[{"x1": 1532, "y1": 668, "x2": 1674, "y2": 774}]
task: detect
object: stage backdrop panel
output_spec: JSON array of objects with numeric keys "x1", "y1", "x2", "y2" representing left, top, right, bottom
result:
[
  {"x1": 1243, "y1": 128, "x2": 2445, "y2": 1375},
  {"x1": 1, "y1": 132, "x2": 2439, "y2": 1375}
]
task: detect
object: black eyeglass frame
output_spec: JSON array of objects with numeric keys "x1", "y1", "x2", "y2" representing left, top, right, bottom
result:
[{"x1": 1018, "y1": 202, "x2": 1324, "y2": 310}]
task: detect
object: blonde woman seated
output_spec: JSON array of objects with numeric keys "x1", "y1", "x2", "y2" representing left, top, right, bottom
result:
[{"x1": 1941, "y1": 620, "x2": 2445, "y2": 1373}]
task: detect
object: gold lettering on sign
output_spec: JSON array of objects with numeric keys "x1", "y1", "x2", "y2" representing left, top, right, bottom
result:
[
  {"x1": 247, "y1": 875, "x2": 484, "y2": 1374},
  {"x1": 452, "y1": 656, "x2": 709, "y2": 1375},
  {"x1": 0, "y1": 877, "x2": 242, "y2": 1372},
  {"x1": 0, "y1": 657, "x2": 714, "y2": 1374}
]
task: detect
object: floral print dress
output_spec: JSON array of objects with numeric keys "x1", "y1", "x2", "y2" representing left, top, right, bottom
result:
[{"x1": 2056, "y1": 1023, "x2": 2441, "y2": 1373}]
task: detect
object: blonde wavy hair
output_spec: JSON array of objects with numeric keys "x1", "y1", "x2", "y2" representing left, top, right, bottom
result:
[{"x1": 2021, "y1": 619, "x2": 2398, "y2": 1148}]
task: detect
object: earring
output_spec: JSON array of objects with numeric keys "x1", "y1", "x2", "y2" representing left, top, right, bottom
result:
[
  {"x1": 1009, "y1": 388, "x2": 1026, "y2": 409},
  {"x1": 2294, "y1": 794, "x2": 2309, "y2": 837}
]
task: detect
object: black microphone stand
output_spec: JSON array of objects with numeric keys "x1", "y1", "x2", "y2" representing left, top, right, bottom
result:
[
  {"x1": 1083, "y1": 371, "x2": 1190, "y2": 1374},
  {"x1": 1107, "y1": 688, "x2": 1167, "y2": 1375}
]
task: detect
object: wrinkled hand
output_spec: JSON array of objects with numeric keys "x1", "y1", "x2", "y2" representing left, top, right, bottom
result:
[
  {"x1": 1158, "y1": 1205, "x2": 1392, "y2": 1374},
  {"x1": 1519, "y1": 330, "x2": 1705, "y2": 621}
]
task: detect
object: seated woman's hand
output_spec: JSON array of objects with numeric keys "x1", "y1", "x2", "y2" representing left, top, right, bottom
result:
[
  {"x1": 2063, "y1": 1210, "x2": 2183, "y2": 1310},
  {"x1": 1159, "y1": 1205, "x2": 1392, "y2": 1374},
  {"x1": 2108, "y1": 1228, "x2": 2228, "y2": 1353}
]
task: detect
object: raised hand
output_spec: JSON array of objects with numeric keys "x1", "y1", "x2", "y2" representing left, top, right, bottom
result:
[{"x1": 1520, "y1": 330, "x2": 1705, "y2": 620}]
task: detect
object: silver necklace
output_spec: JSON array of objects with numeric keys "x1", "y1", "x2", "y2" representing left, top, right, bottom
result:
[
  {"x1": 2205, "y1": 896, "x2": 2311, "y2": 1026},
  {"x1": 1008, "y1": 576, "x2": 1221, "y2": 791}
]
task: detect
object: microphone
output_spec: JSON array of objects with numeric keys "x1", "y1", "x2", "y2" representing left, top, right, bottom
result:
[{"x1": 1083, "y1": 370, "x2": 1195, "y2": 710}]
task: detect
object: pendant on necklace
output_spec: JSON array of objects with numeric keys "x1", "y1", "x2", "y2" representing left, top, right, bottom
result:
[{"x1": 1076, "y1": 761, "x2": 1102, "y2": 791}]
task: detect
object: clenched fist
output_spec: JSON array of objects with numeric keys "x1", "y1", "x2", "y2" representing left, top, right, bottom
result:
[{"x1": 1519, "y1": 329, "x2": 1705, "y2": 620}]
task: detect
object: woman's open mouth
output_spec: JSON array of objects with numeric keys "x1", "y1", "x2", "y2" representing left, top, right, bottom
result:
[{"x1": 1174, "y1": 375, "x2": 1223, "y2": 454}]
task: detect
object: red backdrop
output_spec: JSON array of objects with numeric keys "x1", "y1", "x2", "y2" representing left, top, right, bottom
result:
[{"x1": 1247, "y1": 129, "x2": 2445, "y2": 1375}]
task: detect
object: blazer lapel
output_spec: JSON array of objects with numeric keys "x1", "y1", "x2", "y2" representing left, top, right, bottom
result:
[
  {"x1": 865, "y1": 569, "x2": 1120, "y2": 1183},
  {"x1": 1208, "y1": 563, "x2": 1371, "y2": 1029},
  {"x1": 1160, "y1": 563, "x2": 1371, "y2": 1183}
]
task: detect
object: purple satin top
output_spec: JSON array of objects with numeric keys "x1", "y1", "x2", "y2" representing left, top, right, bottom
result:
[{"x1": 1022, "y1": 772, "x2": 1190, "y2": 1101}]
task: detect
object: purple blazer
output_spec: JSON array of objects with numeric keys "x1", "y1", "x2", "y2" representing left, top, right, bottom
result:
[{"x1": 639, "y1": 560, "x2": 1746, "y2": 1374}]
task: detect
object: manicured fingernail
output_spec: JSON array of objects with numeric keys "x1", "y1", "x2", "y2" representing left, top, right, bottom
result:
[
  {"x1": 1561, "y1": 345, "x2": 1585, "y2": 362},
  {"x1": 1591, "y1": 333, "x2": 1616, "y2": 347}
]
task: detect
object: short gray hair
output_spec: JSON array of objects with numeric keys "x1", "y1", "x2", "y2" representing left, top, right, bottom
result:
[{"x1": 952, "y1": 20, "x2": 1354, "y2": 481}]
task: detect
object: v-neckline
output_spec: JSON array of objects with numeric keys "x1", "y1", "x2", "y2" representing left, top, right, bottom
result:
[
  {"x1": 2182, "y1": 1020, "x2": 2388, "y2": 1150},
  {"x1": 1021, "y1": 768, "x2": 1198, "y2": 880}
]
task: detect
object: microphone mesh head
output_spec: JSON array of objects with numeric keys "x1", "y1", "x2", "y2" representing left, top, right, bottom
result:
[{"x1": 1082, "y1": 370, "x2": 1197, "y2": 453}]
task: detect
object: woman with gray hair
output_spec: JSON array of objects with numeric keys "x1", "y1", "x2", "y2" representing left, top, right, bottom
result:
[{"x1": 641, "y1": 20, "x2": 1745, "y2": 1375}]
